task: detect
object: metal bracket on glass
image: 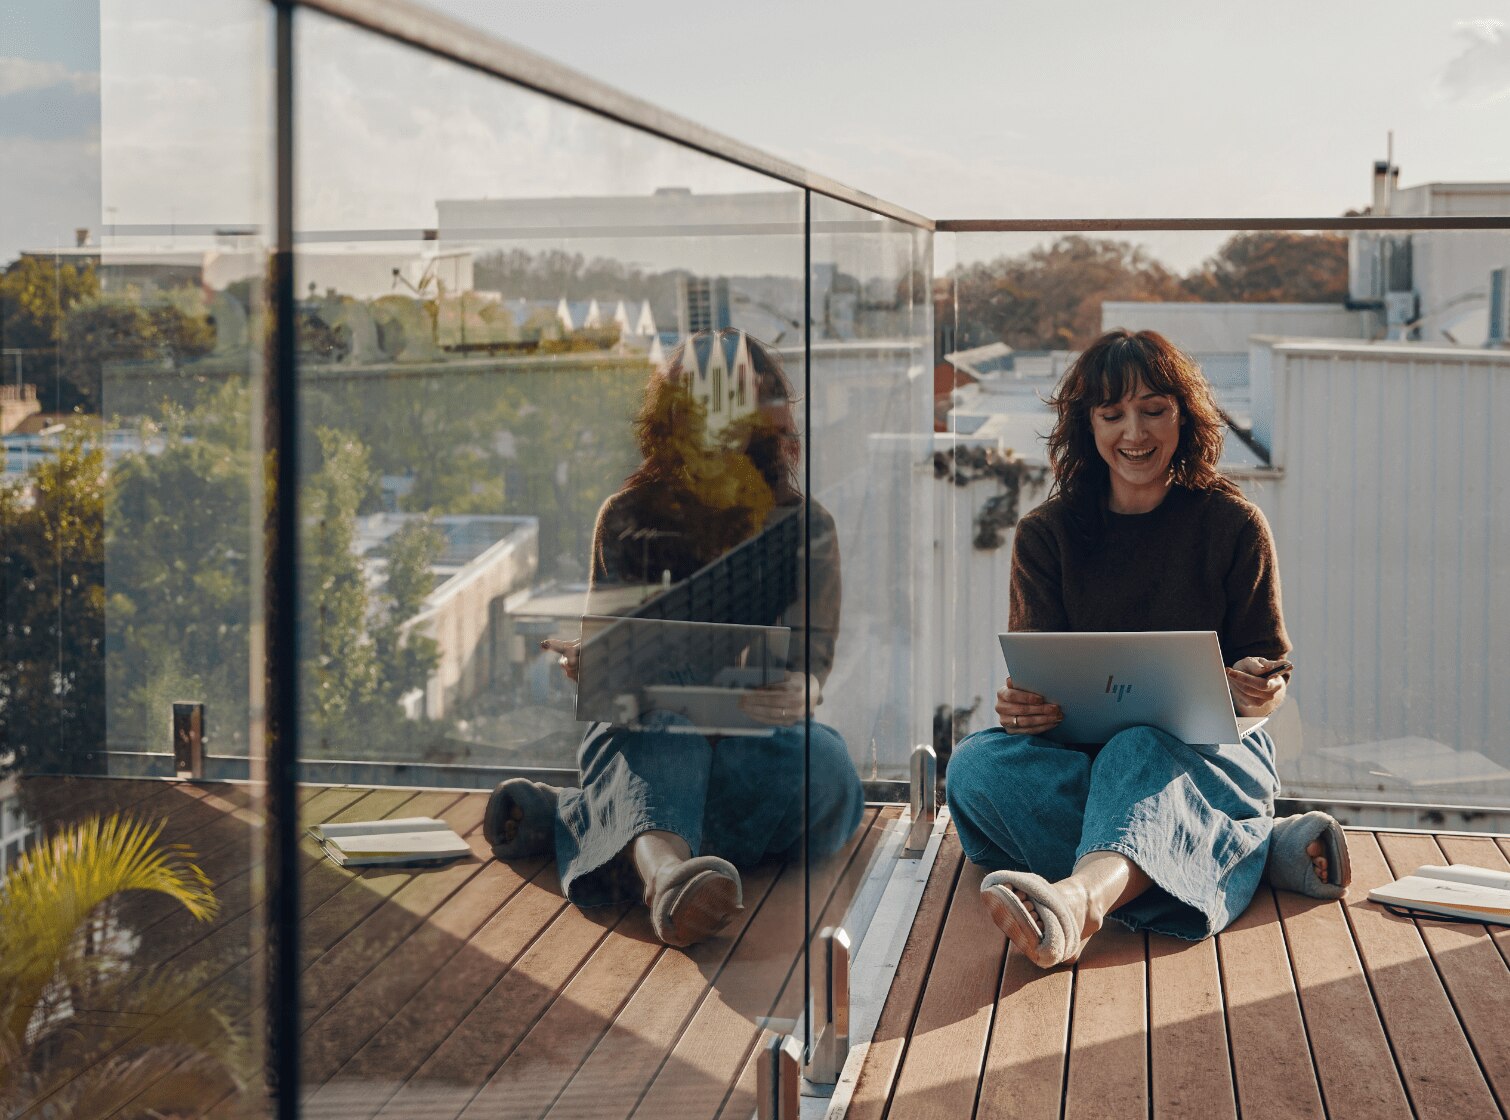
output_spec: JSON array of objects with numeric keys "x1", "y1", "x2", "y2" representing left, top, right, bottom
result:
[
  {"x1": 757, "y1": 1032, "x2": 802, "y2": 1120},
  {"x1": 904, "y1": 743, "x2": 937, "y2": 856},
  {"x1": 172, "y1": 702, "x2": 205, "y2": 781},
  {"x1": 803, "y1": 926, "x2": 851, "y2": 1091}
]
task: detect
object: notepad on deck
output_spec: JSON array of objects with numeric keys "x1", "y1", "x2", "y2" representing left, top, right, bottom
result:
[
  {"x1": 309, "y1": 817, "x2": 471, "y2": 867},
  {"x1": 1368, "y1": 863, "x2": 1510, "y2": 926}
]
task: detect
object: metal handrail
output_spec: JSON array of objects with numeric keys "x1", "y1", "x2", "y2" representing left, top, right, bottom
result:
[
  {"x1": 291, "y1": 0, "x2": 933, "y2": 231},
  {"x1": 939, "y1": 216, "x2": 1510, "y2": 231}
]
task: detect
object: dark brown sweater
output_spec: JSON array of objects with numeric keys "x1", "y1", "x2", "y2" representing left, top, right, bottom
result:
[{"x1": 1009, "y1": 485, "x2": 1291, "y2": 669}]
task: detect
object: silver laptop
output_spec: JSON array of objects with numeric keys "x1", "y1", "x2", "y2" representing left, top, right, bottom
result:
[
  {"x1": 577, "y1": 615, "x2": 791, "y2": 736},
  {"x1": 996, "y1": 631, "x2": 1269, "y2": 746}
]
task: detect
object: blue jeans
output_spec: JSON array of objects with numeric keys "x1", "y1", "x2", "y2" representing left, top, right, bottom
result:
[
  {"x1": 556, "y1": 713, "x2": 865, "y2": 908},
  {"x1": 945, "y1": 724, "x2": 1279, "y2": 940}
]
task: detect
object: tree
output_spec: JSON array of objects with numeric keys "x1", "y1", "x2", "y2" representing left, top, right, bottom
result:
[
  {"x1": 106, "y1": 380, "x2": 257, "y2": 756},
  {"x1": 0, "y1": 255, "x2": 100, "y2": 412},
  {"x1": 300, "y1": 427, "x2": 448, "y2": 756},
  {"x1": 59, "y1": 290, "x2": 215, "y2": 412},
  {"x1": 371, "y1": 517, "x2": 445, "y2": 713},
  {"x1": 302, "y1": 426, "x2": 381, "y2": 750},
  {"x1": 0, "y1": 427, "x2": 107, "y2": 776},
  {"x1": 952, "y1": 236, "x2": 1190, "y2": 351},
  {"x1": 1185, "y1": 231, "x2": 1349, "y2": 303}
]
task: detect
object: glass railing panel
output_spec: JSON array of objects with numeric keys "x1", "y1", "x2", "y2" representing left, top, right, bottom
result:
[
  {"x1": 943, "y1": 225, "x2": 1510, "y2": 827},
  {"x1": 292, "y1": 8, "x2": 841, "y2": 1115},
  {"x1": 1, "y1": 1, "x2": 271, "y2": 1116},
  {"x1": 805, "y1": 193, "x2": 932, "y2": 1059}
]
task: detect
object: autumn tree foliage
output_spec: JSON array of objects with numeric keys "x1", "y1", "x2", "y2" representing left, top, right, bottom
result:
[
  {"x1": 951, "y1": 231, "x2": 1350, "y2": 351},
  {"x1": 1184, "y1": 231, "x2": 1349, "y2": 303}
]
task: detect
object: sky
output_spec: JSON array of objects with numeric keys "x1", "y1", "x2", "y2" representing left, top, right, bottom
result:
[{"x1": 5, "y1": 1, "x2": 1510, "y2": 269}]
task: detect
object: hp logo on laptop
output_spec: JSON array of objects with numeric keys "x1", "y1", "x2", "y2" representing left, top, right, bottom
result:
[{"x1": 1105, "y1": 676, "x2": 1133, "y2": 703}]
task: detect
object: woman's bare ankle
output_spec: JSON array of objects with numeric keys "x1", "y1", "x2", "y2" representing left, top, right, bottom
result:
[
  {"x1": 1051, "y1": 875, "x2": 1105, "y2": 943},
  {"x1": 632, "y1": 830, "x2": 693, "y2": 902}
]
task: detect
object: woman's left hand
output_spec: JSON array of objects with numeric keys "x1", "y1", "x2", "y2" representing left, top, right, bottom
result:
[
  {"x1": 1226, "y1": 656, "x2": 1289, "y2": 717},
  {"x1": 740, "y1": 673, "x2": 821, "y2": 726}
]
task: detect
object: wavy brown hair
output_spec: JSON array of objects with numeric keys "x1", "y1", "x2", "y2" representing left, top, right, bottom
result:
[
  {"x1": 627, "y1": 329, "x2": 801, "y2": 506},
  {"x1": 1046, "y1": 328, "x2": 1237, "y2": 540}
]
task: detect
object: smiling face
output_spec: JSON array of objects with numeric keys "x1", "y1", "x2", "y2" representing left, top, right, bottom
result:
[{"x1": 1090, "y1": 380, "x2": 1182, "y2": 512}]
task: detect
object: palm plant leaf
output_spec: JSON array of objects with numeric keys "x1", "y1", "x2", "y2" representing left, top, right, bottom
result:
[{"x1": 0, "y1": 812, "x2": 219, "y2": 1048}]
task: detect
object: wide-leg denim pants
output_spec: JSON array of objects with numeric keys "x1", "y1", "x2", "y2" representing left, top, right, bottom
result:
[
  {"x1": 945, "y1": 724, "x2": 1279, "y2": 940},
  {"x1": 556, "y1": 713, "x2": 866, "y2": 908}
]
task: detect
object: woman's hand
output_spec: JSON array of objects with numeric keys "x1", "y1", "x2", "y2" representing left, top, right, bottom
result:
[
  {"x1": 1226, "y1": 656, "x2": 1289, "y2": 717},
  {"x1": 541, "y1": 638, "x2": 581, "y2": 683},
  {"x1": 995, "y1": 676, "x2": 1063, "y2": 735},
  {"x1": 740, "y1": 672, "x2": 821, "y2": 727}
]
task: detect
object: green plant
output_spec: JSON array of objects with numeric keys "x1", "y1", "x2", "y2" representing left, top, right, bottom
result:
[
  {"x1": 0, "y1": 812, "x2": 244, "y2": 1117},
  {"x1": 933, "y1": 445, "x2": 1049, "y2": 550}
]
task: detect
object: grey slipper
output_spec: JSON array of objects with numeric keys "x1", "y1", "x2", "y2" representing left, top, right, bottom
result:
[
  {"x1": 980, "y1": 869, "x2": 1083, "y2": 968},
  {"x1": 1266, "y1": 811, "x2": 1351, "y2": 899},
  {"x1": 483, "y1": 778, "x2": 558, "y2": 860},
  {"x1": 649, "y1": 856, "x2": 743, "y2": 947}
]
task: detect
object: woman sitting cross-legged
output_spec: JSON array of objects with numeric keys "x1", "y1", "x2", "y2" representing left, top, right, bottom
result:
[
  {"x1": 946, "y1": 328, "x2": 1351, "y2": 969},
  {"x1": 483, "y1": 330, "x2": 863, "y2": 948}
]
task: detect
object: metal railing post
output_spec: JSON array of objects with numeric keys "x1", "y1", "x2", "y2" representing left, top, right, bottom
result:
[
  {"x1": 904, "y1": 743, "x2": 937, "y2": 856},
  {"x1": 757, "y1": 1033, "x2": 802, "y2": 1120},
  {"x1": 172, "y1": 702, "x2": 205, "y2": 780},
  {"x1": 803, "y1": 926, "x2": 851, "y2": 1088}
]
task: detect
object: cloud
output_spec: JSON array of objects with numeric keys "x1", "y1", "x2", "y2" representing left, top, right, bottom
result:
[
  {"x1": 0, "y1": 57, "x2": 99, "y2": 97},
  {"x1": 1439, "y1": 18, "x2": 1510, "y2": 105}
]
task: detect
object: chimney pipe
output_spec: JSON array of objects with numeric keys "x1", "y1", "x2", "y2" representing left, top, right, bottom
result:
[{"x1": 1371, "y1": 161, "x2": 1391, "y2": 216}]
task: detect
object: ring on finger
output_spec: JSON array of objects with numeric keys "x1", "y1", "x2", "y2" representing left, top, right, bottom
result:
[{"x1": 1012, "y1": 715, "x2": 1019, "y2": 728}]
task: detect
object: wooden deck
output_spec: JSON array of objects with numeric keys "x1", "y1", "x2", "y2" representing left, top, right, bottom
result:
[
  {"x1": 13, "y1": 777, "x2": 900, "y2": 1120},
  {"x1": 848, "y1": 825, "x2": 1510, "y2": 1120},
  {"x1": 16, "y1": 777, "x2": 1510, "y2": 1119}
]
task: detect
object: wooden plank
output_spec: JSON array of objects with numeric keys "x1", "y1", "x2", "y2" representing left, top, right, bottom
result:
[
  {"x1": 629, "y1": 807, "x2": 883, "y2": 1120},
  {"x1": 706, "y1": 810, "x2": 904, "y2": 1120},
  {"x1": 1340, "y1": 831, "x2": 1497, "y2": 1119},
  {"x1": 457, "y1": 902, "x2": 674, "y2": 1120},
  {"x1": 1062, "y1": 923, "x2": 1146, "y2": 1120},
  {"x1": 298, "y1": 790, "x2": 468, "y2": 970},
  {"x1": 303, "y1": 866, "x2": 571, "y2": 1112},
  {"x1": 1379, "y1": 831, "x2": 1510, "y2": 1112},
  {"x1": 369, "y1": 903, "x2": 631, "y2": 1120},
  {"x1": 298, "y1": 791, "x2": 481, "y2": 1022},
  {"x1": 975, "y1": 920, "x2": 1073, "y2": 1120},
  {"x1": 18, "y1": 784, "x2": 340, "y2": 1120},
  {"x1": 706, "y1": 809, "x2": 893, "y2": 1120},
  {"x1": 299, "y1": 856, "x2": 551, "y2": 1087},
  {"x1": 81, "y1": 789, "x2": 440, "y2": 1120},
  {"x1": 1215, "y1": 887, "x2": 1324, "y2": 1120},
  {"x1": 1273, "y1": 874, "x2": 1413, "y2": 1119},
  {"x1": 521, "y1": 865, "x2": 783, "y2": 1120},
  {"x1": 19, "y1": 775, "x2": 175, "y2": 830},
  {"x1": 847, "y1": 837, "x2": 963, "y2": 1120},
  {"x1": 883, "y1": 859, "x2": 1005, "y2": 1119},
  {"x1": 131, "y1": 787, "x2": 417, "y2": 978},
  {"x1": 1147, "y1": 933, "x2": 1236, "y2": 1120}
]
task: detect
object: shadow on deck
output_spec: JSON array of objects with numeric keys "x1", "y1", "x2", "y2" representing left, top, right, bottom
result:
[{"x1": 12, "y1": 777, "x2": 1510, "y2": 1119}]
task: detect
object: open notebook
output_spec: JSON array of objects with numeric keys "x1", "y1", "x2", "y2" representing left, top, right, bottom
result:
[
  {"x1": 309, "y1": 817, "x2": 471, "y2": 867},
  {"x1": 1368, "y1": 864, "x2": 1510, "y2": 926}
]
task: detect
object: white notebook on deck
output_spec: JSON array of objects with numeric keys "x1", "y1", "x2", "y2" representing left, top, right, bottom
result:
[
  {"x1": 308, "y1": 816, "x2": 471, "y2": 867},
  {"x1": 1368, "y1": 864, "x2": 1510, "y2": 926}
]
